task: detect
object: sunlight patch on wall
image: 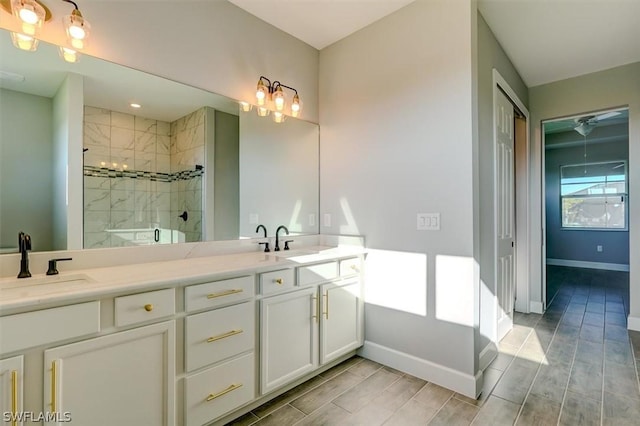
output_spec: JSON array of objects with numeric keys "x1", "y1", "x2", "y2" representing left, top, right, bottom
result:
[
  {"x1": 339, "y1": 197, "x2": 361, "y2": 235},
  {"x1": 287, "y1": 199, "x2": 303, "y2": 233},
  {"x1": 435, "y1": 255, "x2": 474, "y2": 327},
  {"x1": 364, "y1": 249, "x2": 427, "y2": 316}
]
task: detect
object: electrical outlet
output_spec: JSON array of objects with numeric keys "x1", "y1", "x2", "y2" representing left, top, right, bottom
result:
[
  {"x1": 309, "y1": 213, "x2": 316, "y2": 226},
  {"x1": 417, "y1": 213, "x2": 440, "y2": 231},
  {"x1": 597, "y1": 245, "x2": 603, "y2": 252},
  {"x1": 323, "y1": 213, "x2": 331, "y2": 227}
]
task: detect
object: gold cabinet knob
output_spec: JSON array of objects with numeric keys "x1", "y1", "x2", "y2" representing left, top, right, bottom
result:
[
  {"x1": 144, "y1": 304, "x2": 154, "y2": 312},
  {"x1": 275, "y1": 278, "x2": 283, "y2": 285}
]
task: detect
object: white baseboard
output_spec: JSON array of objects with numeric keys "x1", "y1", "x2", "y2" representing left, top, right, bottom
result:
[
  {"x1": 628, "y1": 316, "x2": 640, "y2": 332},
  {"x1": 479, "y1": 343, "x2": 497, "y2": 371},
  {"x1": 530, "y1": 301, "x2": 544, "y2": 314},
  {"x1": 546, "y1": 258, "x2": 629, "y2": 272},
  {"x1": 358, "y1": 341, "x2": 481, "y2": 398}
]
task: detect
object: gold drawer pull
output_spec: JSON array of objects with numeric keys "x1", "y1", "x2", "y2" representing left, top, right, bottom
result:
[
  {"x1": 11, "y1": 370, "x2": 18, "y2": 426},
  {"x1": 144, "y1": 304, "x2": 154, "y2": 312},
  {"x1": 206, "y1": 383, "x2": 243, "y2": 401},
  {"x1": 275, "y1": 278, "x2": 283, "y2": 285},
  {"x1": 50, "y1": 360, "x2": 57, "y2": 412},
  {"x1": 350, "y1": 264, "x2": 360, "y2": 272},
  {"x1": 324, "y1": 290, "x2": 329, "y2": 320},
  {"x1": 207, "y1": 329, "x2": 243, "y2": 343},
  {"x1": 207, "y1": 289, "x2": 243, "y2": 299},
  {"x1": 312, "y1": 295, "x2": 319, "y2": 323}
]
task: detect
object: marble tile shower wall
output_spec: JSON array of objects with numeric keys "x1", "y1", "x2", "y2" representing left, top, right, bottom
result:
[
  {"x1": 170, "y1": 108, "x2": 205, "y2": 243},
  {"x1": 83, "y1": 106, "x2": 172, "y2": 248}
]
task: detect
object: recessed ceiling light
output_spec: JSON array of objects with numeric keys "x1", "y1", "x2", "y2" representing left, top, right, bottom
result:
[{"x1": 130, "y1": 103, "x2": 141, "y2": 108}]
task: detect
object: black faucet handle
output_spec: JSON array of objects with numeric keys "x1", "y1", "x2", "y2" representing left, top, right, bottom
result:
[
  {"x1": 46, "y1": 257, "x2": 73, "y2": 276},
  {"x1": 258, "y1": 242, "x2": 271, "y2": 253},
  {"x1": 284, "y1": 240, "x2": 293, "y2": 251}
]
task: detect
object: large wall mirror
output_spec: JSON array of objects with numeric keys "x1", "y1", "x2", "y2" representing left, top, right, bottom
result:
[{"x1": 0, "y1": 30, "x2": 319, "y2": 253}]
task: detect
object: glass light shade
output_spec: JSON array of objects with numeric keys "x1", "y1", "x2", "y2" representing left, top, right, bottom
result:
[
  {"x1": 272, "y1": 111, "x2": 286, "y2": 124},
  {"x1": 11, "y1": 0, "x2": 45, "y2": 36},
  {"x1": 10, "y1": 32, "x2": 38, "y2": 51},
  {"x1": 59, "y1": 47, "x2": 80, "y2": 63},
  {"x1": 291, "y1": 94, "x2": 301, "y2": 117},
  {"x1": 63, "y1": 11, "x2": 90, "y2": 50},
  {"x1": 256, "y1": 80, "x2": 268, "y2": 106},
  {"x1": 239, "y1": 101, "x2": 253, "y2": 112},
  {"x1": 257, "y1": 107, "x2": 270, "y2": 117},
  {"x1": 273, "y1": 86, "x2": 285, "y2": 111}
]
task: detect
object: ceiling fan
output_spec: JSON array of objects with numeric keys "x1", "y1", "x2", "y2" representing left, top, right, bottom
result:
[{"x1": 573, "y1": 111, "x2": 621, "y2": 136}]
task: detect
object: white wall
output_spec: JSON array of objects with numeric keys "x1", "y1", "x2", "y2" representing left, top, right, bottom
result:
[
  {"x1": 529, "y1": 62, "x2": 640, "y2": 330},
  {"x1": 0, "y1": 1, "x2": 319, "y2": 123},
  {"x1": 0, "y1": 89, "x2": 54, "y2": 251},
  {"x1": 319, "y1": 0, "x2": 479, "y2": 396}
]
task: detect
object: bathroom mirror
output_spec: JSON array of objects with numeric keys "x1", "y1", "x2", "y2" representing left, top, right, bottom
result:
[{"x1": 0, "y1": 30, "x2": 319, "y2": 253}]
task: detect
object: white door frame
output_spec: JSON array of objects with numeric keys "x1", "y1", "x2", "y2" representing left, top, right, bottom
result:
[{"x1": 492, "y1": 70, "x2": 532, "y2": 314}]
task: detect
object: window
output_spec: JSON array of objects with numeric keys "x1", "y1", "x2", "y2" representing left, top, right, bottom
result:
[{"x1": 560, "y1": 161, "x2": 627, "y2": 229}]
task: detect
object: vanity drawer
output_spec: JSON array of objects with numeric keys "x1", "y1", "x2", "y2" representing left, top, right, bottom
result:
[
  {"x1": 185, "y1": 276, "x2": 254, "y2": 313},
  {"x1": 184, "y1": 352, "x2": 255, "y2": 426},
  {"x1": 185, "y1": 301, "x2": 254, "y2": 372},
  {"x1": 0, "y1": 302, "x2": 100, "y2": 354},
  {"x1": 260, "y1": 269, "x2": 295, "y2": 294},
  {"x1": 114, "y1": 288, "x2": 175, "y2": 327},
  {"x1": 298, "y1": 261, "x2": 338, "y2": 286},
  {"x1": 340, "y1": 257, "x2": 362, "y2": 277}
]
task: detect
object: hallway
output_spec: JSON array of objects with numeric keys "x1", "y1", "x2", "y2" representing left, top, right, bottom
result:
[{"x1": 228, "y1": 266, "x2": 639, "y2": 425}]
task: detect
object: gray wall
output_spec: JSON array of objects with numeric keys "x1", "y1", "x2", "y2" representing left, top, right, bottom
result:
[
  {"x1": 545, "y1": 139, "x2": 629, "y2": 265},
  {"x1": 320, "y1": 0, "x2": 478, "y2": 388},
  {"x1": 0, "y1": 89, "x2": 54, "y2": 252},
  {"x1": 529, "y1": 62, "x2": 640, "y2": 322},
  {"x1": 476, "y1": 13, "x2": 529, "y2": 353},
  {"x1": 213, "y1": 110, "x2": 240, "y2": 241}
]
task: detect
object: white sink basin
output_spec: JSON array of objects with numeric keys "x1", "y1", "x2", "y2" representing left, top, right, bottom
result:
[
  {"x1": 0, "y1": 274, "x2": 94, "y2": 290},
  {"x1": 272, "y1": 249, "x2": 319, "y2": 258}
]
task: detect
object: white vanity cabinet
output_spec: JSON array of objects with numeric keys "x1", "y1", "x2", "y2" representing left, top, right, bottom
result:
[
  {"x1": 259, "y1": 257, "x2": 364, "y2": 395},
  {"x1": 0, "y1": 356, "x2": 23, "y2": 426},
  {"x1": 43, "y1": 320, "x2": 175, "y2": 426},
  {"x1": 260, "y1": 286, "x2": 319, "y2": 393},
  {"x1": 183, "y1": 276, "x2": 256, "y2": 426}
]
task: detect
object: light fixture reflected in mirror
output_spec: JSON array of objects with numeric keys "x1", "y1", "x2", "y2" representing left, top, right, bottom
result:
[
  {"x1": 257, "y1": 106, "x2": 270, "y2": 117},
  {"x1": 10, "y1": 31, "x2": 38, "y2": 50},
  {"x1": 239, "y1": 101, "x2": 252, "y2": 112},
  {"x1": 58, "y1": 46, "x2": 79, "y2": 63},
  {"x1": 272, "y1": 111, "x2": 286, "y2": 123}
]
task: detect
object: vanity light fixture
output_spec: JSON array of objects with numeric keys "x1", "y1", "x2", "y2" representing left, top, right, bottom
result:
[
  {"x1": 254, "y1": 76, "x2": 301, "y2": 119},
  {"x1": 6, "y1": 0, "x2": 90, "y2": 60},
  {"x1": 62, "y1": 0, "x2": 90, "y2": 50}
]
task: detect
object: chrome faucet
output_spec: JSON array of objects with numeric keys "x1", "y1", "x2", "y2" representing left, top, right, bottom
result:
[
  {"x1": 256, "y1": 224, "x2": 270, "y2": 252},
  {"x1": 274, "y1": 225, "x2": 289, "y2": 252},
  {"x1": 17, "y1": 231, "x2": 32, "y2": 278}
]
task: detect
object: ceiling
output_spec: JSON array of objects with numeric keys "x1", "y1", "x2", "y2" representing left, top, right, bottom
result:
[{"x1": 229, "y1": 0, "x2": 640, "y2": 87}]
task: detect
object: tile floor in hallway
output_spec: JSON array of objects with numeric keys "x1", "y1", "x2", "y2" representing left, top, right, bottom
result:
[{"x1": 227, "y1": 266, "x2": 640, "y2": 425}]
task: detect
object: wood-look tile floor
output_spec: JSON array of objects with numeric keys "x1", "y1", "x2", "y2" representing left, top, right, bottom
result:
[{"x1": 228, "y1": 266, "x2": 640, "y2": 425}]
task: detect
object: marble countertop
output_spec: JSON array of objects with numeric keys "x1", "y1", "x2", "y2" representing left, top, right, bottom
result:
[{"x1": 0, "y1": 245, "x2": 365, "y2": 313}]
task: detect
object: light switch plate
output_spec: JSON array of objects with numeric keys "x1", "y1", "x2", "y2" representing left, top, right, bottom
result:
[
  {"x1": 249, "y1": 213, "x2": 259, "y2": 225},
  {"x1": 323, "y1": 213, "x2": 331, "y2": 227},
  {"x1": 309, "y1": 213, "x2": 316, "y2": 226},
  {"x1": 417, "y1": 213, "x2": 440, "y2": 231}
]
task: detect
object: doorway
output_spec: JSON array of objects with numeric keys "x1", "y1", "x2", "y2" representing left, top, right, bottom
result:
[{"x1": 541, "y1": 108, "x2": 630, "y2": 306}]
